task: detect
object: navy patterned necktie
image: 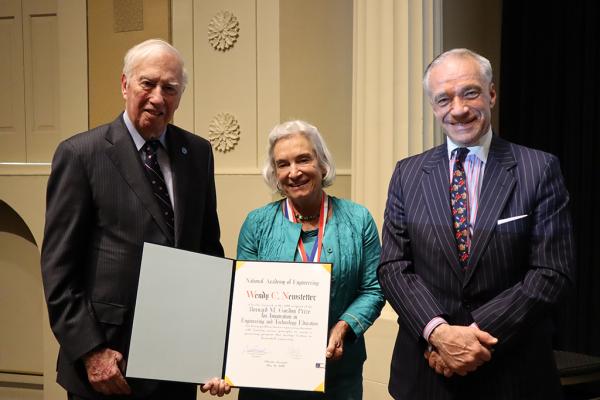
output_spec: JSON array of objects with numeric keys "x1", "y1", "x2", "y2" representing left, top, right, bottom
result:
[
  {"x1": 142, "y1": 140, "x2": 174, "y2": 236},
  {"x1": 450, "y1": 147, "x2": 470, "y2": 269}
]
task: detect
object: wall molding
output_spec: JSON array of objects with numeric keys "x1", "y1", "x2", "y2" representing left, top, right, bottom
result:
[
  {"x1": 0, "y1": 371, "x2": 43, "y2": 391},
  {"x1": 0, "y1": 165, "x2": 351, "y2": 177},
  {"x1": 0, "y1": 163, "x2": 51, "y2": 176},
  {"x1": 214, "y1": 168, "x2": 351, "y2": 176}
]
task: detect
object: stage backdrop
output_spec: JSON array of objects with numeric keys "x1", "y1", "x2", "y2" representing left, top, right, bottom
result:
[{"x1": 500, "y1": 0, "x2": 600, "y2": 356}]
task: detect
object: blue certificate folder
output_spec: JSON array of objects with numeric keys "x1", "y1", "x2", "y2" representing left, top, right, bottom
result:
[{"x1": 126, "y1": 242, "x2": 332, "y2": 391}]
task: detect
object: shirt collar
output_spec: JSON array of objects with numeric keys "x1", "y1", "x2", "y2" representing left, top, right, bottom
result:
[
  {"x1": 123, "y1": 111, "x2": 168, "y2": 151},
  {"x1": 446, "y1": 127, "x2": 493, "y2": 164}
]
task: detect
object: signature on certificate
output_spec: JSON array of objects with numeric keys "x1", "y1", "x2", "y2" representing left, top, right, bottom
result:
[{"x1": 243, "y1": 344, "x2": 268, "y2": 358}]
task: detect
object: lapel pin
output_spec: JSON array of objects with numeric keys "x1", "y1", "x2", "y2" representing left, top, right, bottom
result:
[{"x1": 181, "y1": 147, "x2": 188, "y2": 155}]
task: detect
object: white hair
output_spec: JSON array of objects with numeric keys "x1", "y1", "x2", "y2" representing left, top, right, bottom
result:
[
  {"x1": 262, "y1": 120, "x2": 336, "y2": 193},
  {"x1": 122, "y1": 39, "x2": 188, "y2": 90},
  {"x1": 423, "y1": 48, "x2": 493, "y2": 96}
]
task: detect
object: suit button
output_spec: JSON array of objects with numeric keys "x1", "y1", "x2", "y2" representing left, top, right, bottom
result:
[
  {"x1": 463, "y1": 301, "x2": 472, "y2": 311},
  {"x1": 327, "y1": 248, "x2": 333, "y2": 253}
]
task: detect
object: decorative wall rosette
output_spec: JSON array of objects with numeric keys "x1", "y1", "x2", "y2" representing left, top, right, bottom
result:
[
  {"x1": 208, "y1": 10, "x2": 239, "y2": 51},
  {"x1": 208, "y1": 113, "x2": 241, "y2": 152}
]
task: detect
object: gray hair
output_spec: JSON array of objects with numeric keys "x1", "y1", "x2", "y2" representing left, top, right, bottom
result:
[
  {"x1": 423, "y1": 48, "x2": 493, "y2": 96},
  {"x1": 122, "y1": 39, "x2": 188, "y2": 90},
  {"x1": 262, "y1": 120, "x2": 336, "y2": 193}
]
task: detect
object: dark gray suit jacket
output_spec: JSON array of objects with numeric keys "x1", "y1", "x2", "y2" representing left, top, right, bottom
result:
[
  {"x1": 378, "y1": 136, "x2": 575, "y2": 400},
  {"x1": 41, "y1": 115, "x2": 224, "y2": 398}
]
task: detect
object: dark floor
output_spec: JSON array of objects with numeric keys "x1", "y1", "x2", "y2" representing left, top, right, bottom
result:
[{"x1": 564, "y1": 382, "x2": 600, "y2": 400}]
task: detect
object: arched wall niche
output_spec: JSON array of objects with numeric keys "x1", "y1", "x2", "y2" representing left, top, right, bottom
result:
[
  {"x1": 0, "y1": 199, "x2": 44, "y2": 383},
  {"x1": 0, "y1": 200, "x2": 37, "y2": 246}
]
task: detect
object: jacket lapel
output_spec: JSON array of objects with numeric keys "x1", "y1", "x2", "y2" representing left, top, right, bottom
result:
[
  {"x1": 421, "y1": 144, "x2": 463, "y2": 279},
  {"x1": 104, "y1": 115, "x2": 174, "y2": 243},
  {"x1": 464, "y1": 136, "x2": 517, "y2": 285}
]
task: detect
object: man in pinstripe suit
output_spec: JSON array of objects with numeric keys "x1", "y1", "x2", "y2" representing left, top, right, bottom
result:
[
  {"x1": 41, "y1": 40, "x2": 229, "y2": 399},
  {"x1": 378, "y1": 48, "x2": 575, "y2": 399}
]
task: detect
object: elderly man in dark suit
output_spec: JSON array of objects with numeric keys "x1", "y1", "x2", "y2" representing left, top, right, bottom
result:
[
  {"x1": 41, "y1": 39, "x2": 229, "y2": 399},
  {"x1": 378, "y1": 48, "x2": 575, "y2": 399}
]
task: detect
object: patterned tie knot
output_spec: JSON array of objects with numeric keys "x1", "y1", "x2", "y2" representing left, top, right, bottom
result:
[
  {"x1": 143, "y1": 140, "x2": 161, "y2": 158},
  {"x1": 454, "y1": 147, "x2": 469, "y2": 163}
]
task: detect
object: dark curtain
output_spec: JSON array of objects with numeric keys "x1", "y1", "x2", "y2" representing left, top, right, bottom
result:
[{"x1": 500, "y1": 1, "x2": 600, "y2": 355}]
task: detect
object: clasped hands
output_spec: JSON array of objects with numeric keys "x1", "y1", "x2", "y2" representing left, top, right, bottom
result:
[
  {"x1": 83, "y1": 347, "x2": 231, "y2": 397},
  {"x1": 425, "y1": 324, "x2": 498, "y2": 378}
]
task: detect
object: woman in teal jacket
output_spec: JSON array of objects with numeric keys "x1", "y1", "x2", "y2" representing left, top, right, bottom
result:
[{"x1": 236, "y1": 120, "x2": 384, "y2": 400}]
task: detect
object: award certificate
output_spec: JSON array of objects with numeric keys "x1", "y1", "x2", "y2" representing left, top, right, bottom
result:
[
  {"x1": 126, "y1": 243, "x2": 332, "y2": 392},
  {"x1": 225, "y1": 261, "x2": 331, "y2": 392}
]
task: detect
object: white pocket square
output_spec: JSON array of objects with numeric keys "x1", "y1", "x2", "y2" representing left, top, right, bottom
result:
[{"x1": 497, "y1": 214, "x2": 528, "y2": 225}]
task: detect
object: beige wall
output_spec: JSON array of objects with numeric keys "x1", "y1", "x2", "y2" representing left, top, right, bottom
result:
[
  {"x1": 280, "y1": 0, "x2": 353, "y2": 170},
  {"x1": 88, "y1": 0, "x2": 171, "y2": 128},
  {"x1": 442, "y1": 0, "x2": 502, "y2": 132},
  {"x1": 0, "y1": 1, "x2": 82, "y2": 399},
  {"x1": 0, "y1": 0, "x2": 62, "y2": 163},
  {"x1": 172, "y1": 0, "x2": 352, "y2": 257},
  {"x1": 0, "y1": 174, "x2": 49, "y2": 400},
  {"x1": 0, "y1": 205, "x2": 42, "y2": 374}
]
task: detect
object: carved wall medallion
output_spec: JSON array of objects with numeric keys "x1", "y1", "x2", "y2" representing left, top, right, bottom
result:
[
  {"x1": 208, "y1": 10, "x2": 240, "y2": 51},
  {"x1": 208, "y1": 113, "x2": 241, "y2": 152}
]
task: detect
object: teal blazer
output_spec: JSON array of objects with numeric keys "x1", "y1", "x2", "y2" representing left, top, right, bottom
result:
[{"x1": 237, "y1": 196, "x2": 384, "y2": 397}]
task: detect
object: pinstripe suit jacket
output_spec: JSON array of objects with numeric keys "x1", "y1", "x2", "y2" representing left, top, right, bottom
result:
[
  {"x1": 41, "y1": 115, "x2": 224, "y2": 398},
  {"x1": 378, "y1": 136, "x2": 574, "y2": 400}
]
